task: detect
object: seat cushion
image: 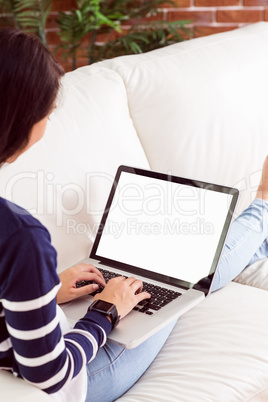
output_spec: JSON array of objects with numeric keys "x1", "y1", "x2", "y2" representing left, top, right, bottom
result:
[
  {"x1": 234, "y1": 258, "x2": 268, "y2": 291},
  {"x1": 118, "y1": 282, "x2": 268, "y2": 401}
]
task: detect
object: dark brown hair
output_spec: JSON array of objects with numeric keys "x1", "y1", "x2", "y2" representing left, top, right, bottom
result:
[{"x1": 0, "y1": 28, "x2": 64, "y2": 164}]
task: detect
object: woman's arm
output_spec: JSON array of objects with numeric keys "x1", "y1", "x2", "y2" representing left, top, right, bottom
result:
[
  {"x1": 1, "y1": 223, "x2": 150, "y2": 394},
  {"x1": 1, "y1": 226, "x2": 111, "y2": 394}
]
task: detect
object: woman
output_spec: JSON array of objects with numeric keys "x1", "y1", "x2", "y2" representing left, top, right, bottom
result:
[{"x1": 0, "y1": 28, "x2": 268, "y2": 402}]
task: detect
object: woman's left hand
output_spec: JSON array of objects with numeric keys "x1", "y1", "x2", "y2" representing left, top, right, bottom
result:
[{"x1": 56, "y1": 263, "x2": 106, "y2": 304}]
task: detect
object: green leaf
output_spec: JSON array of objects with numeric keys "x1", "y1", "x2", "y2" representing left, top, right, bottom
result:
[{"x1": 76, "y1": 10, "x2": 83, "y2": 23}]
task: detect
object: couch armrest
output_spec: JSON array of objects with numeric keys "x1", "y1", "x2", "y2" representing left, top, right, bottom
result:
[
  {"x1": 234, "y1": 258, "x2": 268, "y2": 290},
  {"x1": 0, "y1": 370, "x2": 53, "y2": 401}
]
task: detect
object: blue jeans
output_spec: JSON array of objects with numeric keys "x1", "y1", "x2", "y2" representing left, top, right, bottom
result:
[{"x1": 85, "y1": 199, "x2": 268, "y2": 402}]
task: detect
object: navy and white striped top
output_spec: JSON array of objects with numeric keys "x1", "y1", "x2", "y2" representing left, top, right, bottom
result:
[{"x1": 0, "y1": 197, "x2": 112, "y2": 394}]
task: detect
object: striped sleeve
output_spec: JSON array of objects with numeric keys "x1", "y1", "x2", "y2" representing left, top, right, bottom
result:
[{"x1": 0, "y1": 226, "x2": 112, "y2": 394}]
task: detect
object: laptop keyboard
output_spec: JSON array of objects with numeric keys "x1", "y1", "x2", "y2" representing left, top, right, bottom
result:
[{"x1": 76, "y1": 268, "x2": 182, "y2": 315}]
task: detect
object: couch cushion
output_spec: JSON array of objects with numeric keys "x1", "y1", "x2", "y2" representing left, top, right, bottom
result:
[
  {"x1": 118, "y1": 282, "x2": 268, "y2": 401},
  {"x1": 234, "y1": 258, "x2": 268, "y2": 290},
  {"x1": 102, "y1": 22, "x2": 268, "y2": 216},
  {"x1": 0, "y1": 370, "x2": 53, "y2": 402},
  {"x1": 0, "y1": 66, "x2": 149, "y2": 270}
]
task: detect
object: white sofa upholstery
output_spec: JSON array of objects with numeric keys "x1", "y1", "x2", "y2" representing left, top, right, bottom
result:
[{"x1": 1, "y1": 21, "x2": 268, "y2": 401}]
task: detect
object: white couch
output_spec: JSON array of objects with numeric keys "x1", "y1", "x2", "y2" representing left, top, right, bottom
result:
[{"x1": 1, "y1": 21, "x2": 268, "y2": 401}]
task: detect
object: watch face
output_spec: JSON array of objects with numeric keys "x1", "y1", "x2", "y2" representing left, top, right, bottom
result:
[
  {"x1": 90, "y1": 300, "x2": 120, "y2": 329},
  {"x1": 93, "y1": 300, "x2": 113, "y2": 311}
]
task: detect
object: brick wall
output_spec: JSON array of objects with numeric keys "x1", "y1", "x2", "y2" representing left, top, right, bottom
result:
[
  {"x1": 4, "y1": 0, "x2": 268, "y2": 69},
  {"x1": 164, "y1": 0, "x2": 268, "y2": 37},
  {"x1": 48, "y1": 0, "x2": 268, "y2": 42}
]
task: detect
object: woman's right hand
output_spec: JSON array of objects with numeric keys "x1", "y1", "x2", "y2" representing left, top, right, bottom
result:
[{"x1": 93, "y1": 276, "x2": 151, "y2": 319}]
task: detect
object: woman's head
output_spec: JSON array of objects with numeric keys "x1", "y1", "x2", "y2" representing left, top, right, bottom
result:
[{"x1": 0, "y1": 28, "x2": 64, "y2": 164}]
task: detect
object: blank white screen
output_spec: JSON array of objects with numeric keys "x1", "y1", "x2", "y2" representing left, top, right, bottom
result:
[{"x1": 96, "y1": 172, "x2": 232, "y2": 284}]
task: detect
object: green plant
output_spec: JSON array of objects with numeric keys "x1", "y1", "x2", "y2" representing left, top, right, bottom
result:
[
  {"x1": 56, "y1": 0, "x2": 191, "y2": 69},
  {"x1": 0, "y1": 0, "x2": 51, "y2": 46},
  {"x1": 56, "y1": 0, "x2": 123, "y2": 70},
  {"x1": 98, "y1": 19, "x2": 190, "y2": 61}
]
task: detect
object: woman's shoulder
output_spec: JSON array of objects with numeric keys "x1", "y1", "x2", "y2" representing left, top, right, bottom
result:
[{"x1": 0, "y1": 197, "x2": 49, "y2": 240}]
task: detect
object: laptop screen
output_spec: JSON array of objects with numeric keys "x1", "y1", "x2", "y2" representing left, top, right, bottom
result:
[{"x1": 90, "y1": 166, "x2": 239, "y2": 294}]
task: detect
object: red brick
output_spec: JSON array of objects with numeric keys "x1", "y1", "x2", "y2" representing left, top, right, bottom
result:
[
  {"x1": 217, "y1": 9, "x2": 263, "y2": 23},
  {"x1": 58, "y1": 59, "x2": 72, "y2": 72},
  {"x1": 48, "y1": 46, "x2": 64, "y2": 60},
  {"x1": 47, "y1": 47, "x2": 69, "y2": 69},
  {"x1": 46, "y1": 13, "x2": 58, "y2": 30},
  {"x1": 47, "y1": 29, "x2": 92, "y2": 45},
  {"x1": 50, "y1": 48, "x2": 88, "y2": 72},
  {"x1": 76, "y1": 58, "x2": 89, "y2": 68},
  {"x1": 196, "y1": 0, "x2": 239, "y2": 6},
  {"x1": 51, "y1": 0, "x2": 76, "y2": 12},
  {"x1": 194, "y1": 24, "x2": 239, "y2": 37},
  {"x1": 161, "y1": 0, "x2": 192, "y2": 7},
  {"x1": 121, "y1": 10, "x2": 165, "y2": 26},
  {"x1": 167, "y1": 10, "x2": 214, "y2": 24},
  {"x1": 46, "y1": 30, "x2": 61, "y2": 45},
  {"x1": 264, "y1": 8, "x2": 268, "y2": 19},
  {"x1": 97, "y1": 29, "x2": 125, "y2": 44},
  {"x1": 245, "y1": 0, "x2": 268, "y2": 5}
]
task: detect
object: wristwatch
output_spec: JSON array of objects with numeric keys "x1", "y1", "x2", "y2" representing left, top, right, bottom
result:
[{"x1": 88, "y1": 300, "x2": 120, "y2": 329}]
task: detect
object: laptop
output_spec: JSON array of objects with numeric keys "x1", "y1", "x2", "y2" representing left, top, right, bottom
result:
[{"x1": 61, "y1": 165, "x2": 239, "y2": 349}]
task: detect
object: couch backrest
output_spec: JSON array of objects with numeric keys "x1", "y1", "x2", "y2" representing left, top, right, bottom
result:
[
  {"x1": 0, "y1": 67, "x2": 149, "y2": 270},
  {"x1": 1, "y1": 22, "x2": 268, "y2": 270},
  {"x1": 103, "y1": 22, "x2": 268, "y2": 217}
]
